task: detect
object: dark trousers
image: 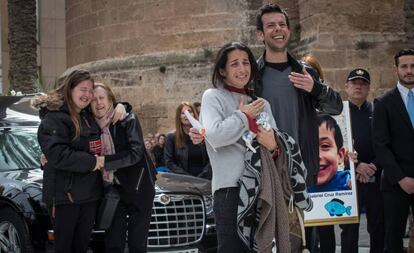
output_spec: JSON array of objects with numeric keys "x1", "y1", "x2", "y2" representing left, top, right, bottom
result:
[
  {"x1": 340, "y1": 182, "x2": 384, "y2": 253},
  {"x1": 53, "y1": 201, "x2": 99, "y2": 253},
  {"x1": 305, "y1": 225, "x2": 336, "y2": 253},
  {"x1": 383, "y1": 189, "x2": 414, "y2": 253},
  {"x1": 213, "y1": 187, "x2": 248, "y2": 253},
  {"x1": 105, "y1": 195, "x2": 153, "y2": 253}
]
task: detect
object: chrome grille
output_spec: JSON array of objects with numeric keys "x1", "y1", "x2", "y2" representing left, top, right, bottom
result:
[{"x1": 148, "y1": 194, "x2": 205, "y2": 247}]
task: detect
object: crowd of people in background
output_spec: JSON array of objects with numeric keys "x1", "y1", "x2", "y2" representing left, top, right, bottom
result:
[{"x1": 142, "y1": 101, "x2": 211, "y2": 180}]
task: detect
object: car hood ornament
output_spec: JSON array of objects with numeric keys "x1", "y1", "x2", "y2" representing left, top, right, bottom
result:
[{"x1": 159, "y1": 194, "x2": 171, "y2": 206}]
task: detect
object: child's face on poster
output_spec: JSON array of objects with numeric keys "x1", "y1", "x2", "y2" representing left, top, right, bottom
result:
[{"x1": 317, "y1": 123, "x2": 346, "y2": 186}]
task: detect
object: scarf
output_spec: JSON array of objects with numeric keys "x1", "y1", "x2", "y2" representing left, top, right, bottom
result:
[
  {"x1": 257, "y1": 145, "x2": 291, "y2": 253},
  {"x1": 95, "y1": 108, "x2": 116, "y2": 184},
  {"x1": 223, "y1": 83, "x2": 247, "y2": 94}
]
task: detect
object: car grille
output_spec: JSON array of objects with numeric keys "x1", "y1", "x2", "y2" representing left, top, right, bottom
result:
[{"x1": 148, "y1": 194, "x2": 205, "y2": 247}]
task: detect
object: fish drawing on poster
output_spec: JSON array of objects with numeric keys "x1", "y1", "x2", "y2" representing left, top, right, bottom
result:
[
  {"x1": 304, "y1": 101, "x2": 359, "y2": 226},
  {"x1": 325, "y1": 198, "x2": 352, "y2": 217}
]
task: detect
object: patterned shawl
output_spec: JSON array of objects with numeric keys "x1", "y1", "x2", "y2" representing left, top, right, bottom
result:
[{"x1": 237, "y1": 128, "x2": 312, "y2": 252}]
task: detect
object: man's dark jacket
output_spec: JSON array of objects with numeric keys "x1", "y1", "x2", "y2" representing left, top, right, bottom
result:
[
  {"x1": 373, "y1": 87, "x2": 414, "y2": 192},
  {"x1": 255, "y1": 52, "x2": 343, "y2": 186}
]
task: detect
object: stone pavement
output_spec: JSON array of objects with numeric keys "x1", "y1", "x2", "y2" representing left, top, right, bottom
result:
[
  {"x1": 334, "y1": 213, "x2": 409, "y2": 252},
  {"x1": 46, "y1": 213, "x2": 410, "y2": 252}
]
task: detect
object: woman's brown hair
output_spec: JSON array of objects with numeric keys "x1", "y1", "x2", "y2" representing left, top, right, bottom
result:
[
  {"x1": 50, "y1": 69, "x2": 94, "y2": 141},
  {"x1": 174, "y1": 101, "x2": 199, "y2": 149},
  {"x1": 301, "y1": 54, "x2": 324, "y2": 81}
]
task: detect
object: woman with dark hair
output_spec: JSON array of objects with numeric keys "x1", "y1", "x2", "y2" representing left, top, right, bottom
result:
[
  {"x1": 152, "y1": 133, "x2": 166, "y2": 170},
  {"x1": 33, "y1": 70, "x2": 126, "y2": 253},
  {"x1": 91, "y1": 82, "x2": 156, "y2": 253},
  {"x1": 199, "y1": 42, "x2": 279, "y2": 252},
  {"x1": 164, "y1": 101, "x2": 211, "y2": 179}
]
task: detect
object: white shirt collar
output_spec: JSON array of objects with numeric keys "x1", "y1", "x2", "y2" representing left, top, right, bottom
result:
[{"x1": 397, "y1": 82, "x2": 414, "y2": 107}]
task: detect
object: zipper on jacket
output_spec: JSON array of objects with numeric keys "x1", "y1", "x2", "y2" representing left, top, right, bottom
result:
[
  {"x1": 135, "y1": 167, "x2": 145, "y2": 191},
  {"x1": 83, "y1": 114, "x2": 91, "y2": 128},
  {"x1": 65, "y1": 174, "x2": 74, "y2": 203},
  {"x1": 67, "y1": 192, "x2": 74, "y2": 203}
]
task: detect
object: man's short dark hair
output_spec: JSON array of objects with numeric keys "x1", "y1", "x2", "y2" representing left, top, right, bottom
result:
[
  {"x1": 394, "y1": 48, "x2": 414, "y2": 66},
  {"x1": 256, "y1": 3, "x2": 290, "y2": 32}
]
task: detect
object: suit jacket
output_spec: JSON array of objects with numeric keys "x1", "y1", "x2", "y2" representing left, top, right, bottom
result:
[{"x1": 373, "y1": 87, "x2": 414, "y2": 191}]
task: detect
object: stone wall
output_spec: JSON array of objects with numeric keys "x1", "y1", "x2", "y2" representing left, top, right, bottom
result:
[
  {"x1": 65, "y1": 49, "x2": 215, "y2": 133},
  {"x1": 404, "y1": 0, "x2": 414, "y2": 44},
  {"x1": 65, "y1": 0, "x2": 412, "y2": 134},
  {"x1": 66, "y1": 0, "x2": 253, "y2": 67},
  {"x1": 65, "y1": 0, "x2": 264, "y2": 134},
  {"x1": 296, "y1": 0, "x2": 410, "y2": 100}
]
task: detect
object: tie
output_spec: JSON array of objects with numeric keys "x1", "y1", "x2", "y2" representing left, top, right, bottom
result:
[{"x1": 407, "y1": 90, "x2": 414, "y2": 127}]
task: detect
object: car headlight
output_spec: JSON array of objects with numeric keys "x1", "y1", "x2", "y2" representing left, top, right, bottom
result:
[{"x1": 203, "y1": 194, "x2": 214, "y2": 215}]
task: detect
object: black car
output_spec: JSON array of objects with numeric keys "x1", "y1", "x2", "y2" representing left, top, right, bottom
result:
[{"x1": 0, "y1": 96, "x2": 216, "y2": 253}]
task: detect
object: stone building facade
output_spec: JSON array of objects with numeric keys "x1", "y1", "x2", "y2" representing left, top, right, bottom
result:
[{"x1": 40, "y1": 0, "x2": 414, "y2": 133}]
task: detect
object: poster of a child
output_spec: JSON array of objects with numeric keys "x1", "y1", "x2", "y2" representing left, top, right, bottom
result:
[
  {"x1": 308, "y1": 114, "x2": 352, "y2": 193},
  {"x1": 305, "y1": 101, "x2": 359, "y2": 226}
]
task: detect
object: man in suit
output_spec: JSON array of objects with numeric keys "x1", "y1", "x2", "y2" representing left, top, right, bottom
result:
[{"x1": 373, "y1": 48, "x2": 414, "y2": 253}]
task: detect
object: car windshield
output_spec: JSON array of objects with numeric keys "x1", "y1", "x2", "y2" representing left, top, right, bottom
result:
[{"x1": 0, "y1": 127, "x2": 41, "y2": 171}]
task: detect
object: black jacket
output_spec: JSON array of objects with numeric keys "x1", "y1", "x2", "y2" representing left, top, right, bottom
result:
[
  {"x1": 349, "y1": 101, "x2": 382, "y2": 180},
  {"x1": 104, "y1": 113, "x2": 156, "y2": 211},
  {"x1": 164, "y1": 132, "x2": 211, "y2": 179},
  {"x1": 255, "y1": 52, "x2": 343, "y2": 186},
  {"x1": 152, "y1": 144, "x2": 165, "y2": 167},
  {"x1": 37, "y1": 104, "x2": 103, "y2": 205},
  {"x1": 373, "y1": 87, "x2": 414, "y2": 191}
]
